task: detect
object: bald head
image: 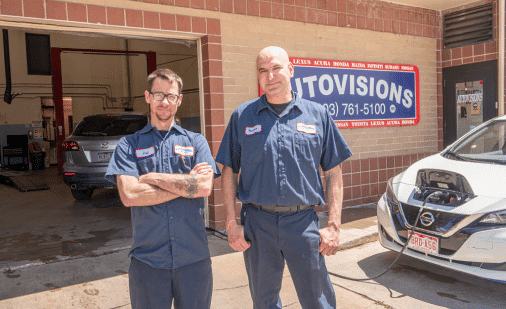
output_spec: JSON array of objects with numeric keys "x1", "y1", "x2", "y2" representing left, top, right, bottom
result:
[{"x1": 257, "y1": 46, "x2": 289, "y2": 66}]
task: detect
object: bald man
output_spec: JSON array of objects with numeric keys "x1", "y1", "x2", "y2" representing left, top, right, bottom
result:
[{"x1": 216, "y1": 46, "x2": 352, "y2": 308}]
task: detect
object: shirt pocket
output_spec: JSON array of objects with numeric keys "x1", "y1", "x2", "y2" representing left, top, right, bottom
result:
[
  {"x1": 242, "y1": 134, "x2": 266, "y2": 164},
  {"x1": 137, "y1": 156, "x2": 157, "y2": 175},
  {"x1": 170, "y1": 156, "x2": 192, "y2": 173},
  {"x1": 295, "y1": 132, "x2": 318, "y2": 162}
]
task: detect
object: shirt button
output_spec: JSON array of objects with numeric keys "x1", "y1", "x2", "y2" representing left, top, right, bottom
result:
[
  {"x1": 170, "y1": 216, "x2": 174, "y2": 220},
  {"x1": 281, "y1": 195, "x2": 285, "y2": 198},
  {"x1": 164, "y1": 158, "x2": 168, "y2": 163},
  {"x1": 171, "y1": 237, "x2": 174, "y2": 240}
]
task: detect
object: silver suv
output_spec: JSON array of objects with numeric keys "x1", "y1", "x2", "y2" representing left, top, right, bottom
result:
[{"x1": 63, "y1": 113, "x2": 148, "y2": 200}]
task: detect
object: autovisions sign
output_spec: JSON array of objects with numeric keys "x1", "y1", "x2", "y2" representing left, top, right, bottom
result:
[{"x1": 289, "y1": 57, "x2": 420, "y2": 128}]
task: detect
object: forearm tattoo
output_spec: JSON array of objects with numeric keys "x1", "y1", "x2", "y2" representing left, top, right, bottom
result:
[{"x1": 174, "y1": 175, "x2": 198, "y2": 198}]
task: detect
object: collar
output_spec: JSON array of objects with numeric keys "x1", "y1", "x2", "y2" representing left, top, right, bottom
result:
[
  {"x1": 256, "y1": 91, "x2": 301, "y2": 115},
  {"x1": 139, "y1": 122, "x2": 186, "y2": 136}
]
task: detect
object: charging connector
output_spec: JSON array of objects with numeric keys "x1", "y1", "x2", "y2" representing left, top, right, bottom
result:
[{"x1": 328, "y1": 190, "x2": 443, "y2": 281}]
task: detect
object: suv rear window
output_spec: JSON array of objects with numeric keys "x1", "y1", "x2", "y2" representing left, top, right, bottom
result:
[{"x1": 73, "y1": 115, "x2": 148, "y2": 137}]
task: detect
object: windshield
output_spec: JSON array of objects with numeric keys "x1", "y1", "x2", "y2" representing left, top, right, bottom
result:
[
  {"x1": 447, "y1": 119, "x2": 506, "y2": 164},
  {"x1": 73, "y1": 115, "x2": 147, "y2": 137}
]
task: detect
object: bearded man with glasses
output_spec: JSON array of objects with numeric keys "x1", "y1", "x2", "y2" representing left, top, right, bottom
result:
[{"x1": 106, "y1": 68, "x2": 220, "y2": 309}]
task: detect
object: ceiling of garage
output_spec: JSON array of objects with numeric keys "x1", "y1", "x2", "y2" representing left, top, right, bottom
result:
[{"x1": 388, "y1": 0, "x2": 480, "y2": 11}]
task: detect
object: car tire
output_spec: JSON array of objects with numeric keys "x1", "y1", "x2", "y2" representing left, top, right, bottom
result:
[{"x1": 71, "y1": 188, "x2": 94, "y2": 200}]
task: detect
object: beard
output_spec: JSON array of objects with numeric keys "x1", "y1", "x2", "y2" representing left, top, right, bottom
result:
[{"x1": 152, "y1": 106, "x2": 175, "y2": 122}]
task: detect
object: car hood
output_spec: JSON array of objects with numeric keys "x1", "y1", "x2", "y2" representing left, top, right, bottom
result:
[{"x1": 393, "y1": 154, "x2": 506, "y2": 214}]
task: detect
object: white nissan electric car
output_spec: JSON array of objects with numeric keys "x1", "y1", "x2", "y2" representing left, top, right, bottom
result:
[{"x1": 377, "y1": 115, "x2": 506, "y2": 282}]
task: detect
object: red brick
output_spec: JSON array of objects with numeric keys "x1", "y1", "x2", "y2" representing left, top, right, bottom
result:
[
  {"x1": 352, "y1": 186, "x2": 361, "y2": 199},
  {"x1": 407, "y1": 10, "x2": 414, "y2": 23},
  {"x1": 160, "y1": 0, "x2": 175, "y2": 4},
  {"x1": 452, "y1": 47, "x2": 462, "y2": 59},
  {"x1": 338, "y1": 13, "x2": 347, "y2": 27},
  {"x1": 88, "y1": 5, "x2": 107, "y2": 24},
  {"x1": 474, "y1": 55, "x2": 485, "y2": 62},
  {"x1": 485, "y1": 53, "x2": 497, "y2": 61},
  {"x1": 415, "y1": 24, "x2": 423, "y2": 36},
  {"x1": 356, "y1": 2, "x2": 365, "y2": 16},
  {"x1": 392, "y1": 7, "x2": 399, "y2": 20},
  {"x1": 204, "y1": 109, "x2": 225, "y2": 126},
  {"x1": 295, "y1": 6, "x2": 305, "y2": 22},
  {"x1": 318, "y1": 0, "x2": 326, "y2": 10},
  {"x1": 175, "y1": 0, "x2": 190, "y2": 7},
  {"x1": 125, "y1": 11, "x2": 144, "y2": 29},
  {"x1": 317, "y1": 10, "x2": 327, "y2": 25},
  {"x1": 160, "y1": 13, "x2": 176, "y2": 30},
  {"x1": 2, "y1": 0, "x2": 23, "y2": 16},
  {"x1": 272, "y1": 3, "x2": 283, "y2": 19},
  {"x1": 382, "y1": 6, "x2": 392, "y2": 19},
  {"x1": 191, "y1": 0, "x2": 205, "y2": 9},
  {"x1": 328, "y1": 11, "x2": 337, "y2": 26},
  {"x1": 357, "y1": 16, "x2": 366, "y2": 29},
  {"x1": 307, "y1": 8, "x2": 318, "y2": 23},
  {"x1": 67, "y1": 3, "x2": 86, "y2": 22},
  {"x1": 327, "y1": 0, "x2": 337, "y2": 12},
  {"x1": 462, "y1": 45, "x2": 473, "y2": 58},
  {"x1": 383, "y1": 19, "x2": 392, "y2": 32},
  {"x1": 260, "y1": 2, "x2": 271, "y2": 18},
  {"x1": 283, "y1": 5, "x2": 297, "y2": 21},
  {"x1": 207, "y1": 19, "x2": 221, "y2": 35},
  {"x1": 374, "y1": 18, "x2": 383, "y2": 31},
  {"x1": 399, "y1": 21, "x2": 407, "y2": 34},
  {"x1": 366, "y1": 17, "x2": 374, "y2": 30},
  {"x1": 204, "y1": 77, "x2": 224, "y2": 94},
  {"x1": 374, "y1": 6, "x2": 382, "y2": 19},
  {"x1": 46, "y1": 0, "x2": 67, "y2": 21},
  {"x1": 220, "y1": 0, "x2": 233, "y2": 13},
  {"x1": 474, "y1": 43, "x2": 485, "y2": 55},
  {"x1": 192, "y1": 16, "x2": 206, "y2": 34},
  {"x1": 366, "y1": 3, "x2": 374, "y2": 18},
  {"x1": 342, "y1": 161, "x2": 351, "y2": 174},
  {"x1": 285, "y1": 0, "x2": 295, "y2": 5},
  {"x1": 347, "y1": 14, "x2": 356, "y2": 28},
  {"x1": 295, "y1": 0, "x2": 305, "y2": 6},
  {"x1": 351, "y1": 160, "x2": 361, "y2": 173},
  {"x1": 203, "y1": 43, "x2": 222, "y2": 60},
  {"x1": 399, "y1": 9, "x2": 407, "y2": 22},
  {"x1": 235, "y1": 0, "x2": 247, "y2": 14},
  {"x1": 346, "y1": 0, "x2": 355, "y2": 14},
  {"x1": 306, "y1": 0, "x2": 317, "y2": 9},
  {"x1": 407, "y1": 23, "x2": 415, "y2": 35},
  {"x1": 204, "y1": 93, "x2": 224, "y2": 109},
  {"x1": 144, "y1": 11, "x2": 160, "y2": 29},
  {"x1": 337, "y1": 0, "x2": 346, "y2": 13},
  {"x1": 203, "y1": 59, "x2": 223, "y2": 77},
  {"x1": 207, "y1": 0, "x2": 220, "y2": 11},
  {"x1": 247, "y1": 0, "x2": 260, "y2": 16},
  {"x1": 107, "y1": 7, "x2": 125, "y2": 26},
  {"x1": 176, "y1": 15, "x2": 191, "y2": 32},
  {"x1": 392, "y1": 20, "x2": 399, "y2": 33},
  {"x1": 273, "y1": 0, "x2": 283, "y2": 3},
  {"x1": 24, "y1": 0, "x2": 45, "y2": 18},
  {"x1": 485, "y1": 41, "x2": 497, "y2": 54}
]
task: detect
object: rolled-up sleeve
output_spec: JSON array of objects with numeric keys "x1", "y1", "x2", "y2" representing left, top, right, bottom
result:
[{"x1": 216, "y1": 111, "x2": 241, "y2": 174}]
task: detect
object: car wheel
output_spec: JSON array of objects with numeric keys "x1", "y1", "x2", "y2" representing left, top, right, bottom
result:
[{"x1": 71, "y1": 188, "x2": 94, "y2": 200}]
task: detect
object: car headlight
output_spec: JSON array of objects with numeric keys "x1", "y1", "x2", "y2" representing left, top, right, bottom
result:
[
  {"x1": 480, "y1": 210, "x2": 506, "y2": 224},
  {"x1": 385, "y1": 178, "x2": 400, "y2": 214}
]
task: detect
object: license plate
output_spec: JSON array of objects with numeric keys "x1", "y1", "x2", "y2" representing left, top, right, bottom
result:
[
  {"x1": 407, "y1": 231, "x2": 439, "y2": 255},
  {"x1": 98, "y1": 152, "x2": 112, "y2": 161}
]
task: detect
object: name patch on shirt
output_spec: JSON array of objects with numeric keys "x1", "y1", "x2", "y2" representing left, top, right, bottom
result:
[
  {"x1": 296, "y1": 122, "x2": 316, "y2": 134},
  {"x1": 136, "y1": 146, "x2": 155, "y2": 158},
  {"x1": 245, "y1": 125, "x2": 262, "y2": 135},
  {"x1": 174, "y1": 145, "x2": 195, "y2": 156}
]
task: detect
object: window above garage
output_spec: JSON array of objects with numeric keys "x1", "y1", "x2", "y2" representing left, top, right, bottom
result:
[{"x1": 443, "y1": 3, "x2": 494, "y2": 50}]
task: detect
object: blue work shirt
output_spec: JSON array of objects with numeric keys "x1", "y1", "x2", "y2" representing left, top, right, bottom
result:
[
  {"x1": 216, "y1": 92, "x2": 352, "y2": 207},
  {"x1": 105, "y1": 123, "x2": 220, "y2": 269}
]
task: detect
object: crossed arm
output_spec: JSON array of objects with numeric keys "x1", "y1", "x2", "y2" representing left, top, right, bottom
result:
[{"x1": 117, "y1": 162, "x2": 214, "y2": 207}]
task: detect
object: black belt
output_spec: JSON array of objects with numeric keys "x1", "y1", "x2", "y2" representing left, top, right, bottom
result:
[{"x1": 249, "y1": 204, "x2": 313, "y2": 213}]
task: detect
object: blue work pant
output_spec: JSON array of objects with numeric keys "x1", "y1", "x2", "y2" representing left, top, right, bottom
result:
[
  {"x1": 241, "y1": 204, "x2": 336, "y2": 309},
  {"x1": 129, "y1": 257, "x2": 212, "y2": 309}
]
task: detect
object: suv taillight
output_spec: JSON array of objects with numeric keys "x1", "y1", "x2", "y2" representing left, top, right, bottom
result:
[{"x1": 63, "y1": 141, "x2": 80, "y2": 151}]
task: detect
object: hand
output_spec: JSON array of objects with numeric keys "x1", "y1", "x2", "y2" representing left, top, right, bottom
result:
[
  {"x1": 190, "y1": 162, "x2": 213, "y2": 176},
  {"x1": 319, "y1": 225, "x2": 340, "y2": 256},
  {"x1": 226, "y1": 221, "x2": 251, "y2": 252}
]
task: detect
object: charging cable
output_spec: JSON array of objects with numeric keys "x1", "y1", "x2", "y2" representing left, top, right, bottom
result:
[{"x1": 327, "y1": 190, "x2": 443, "y2": 281}]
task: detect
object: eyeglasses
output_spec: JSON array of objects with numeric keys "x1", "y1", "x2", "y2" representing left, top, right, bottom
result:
[{"x1": 150, "y1": 91, "x2": 180, "y2": 103}]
